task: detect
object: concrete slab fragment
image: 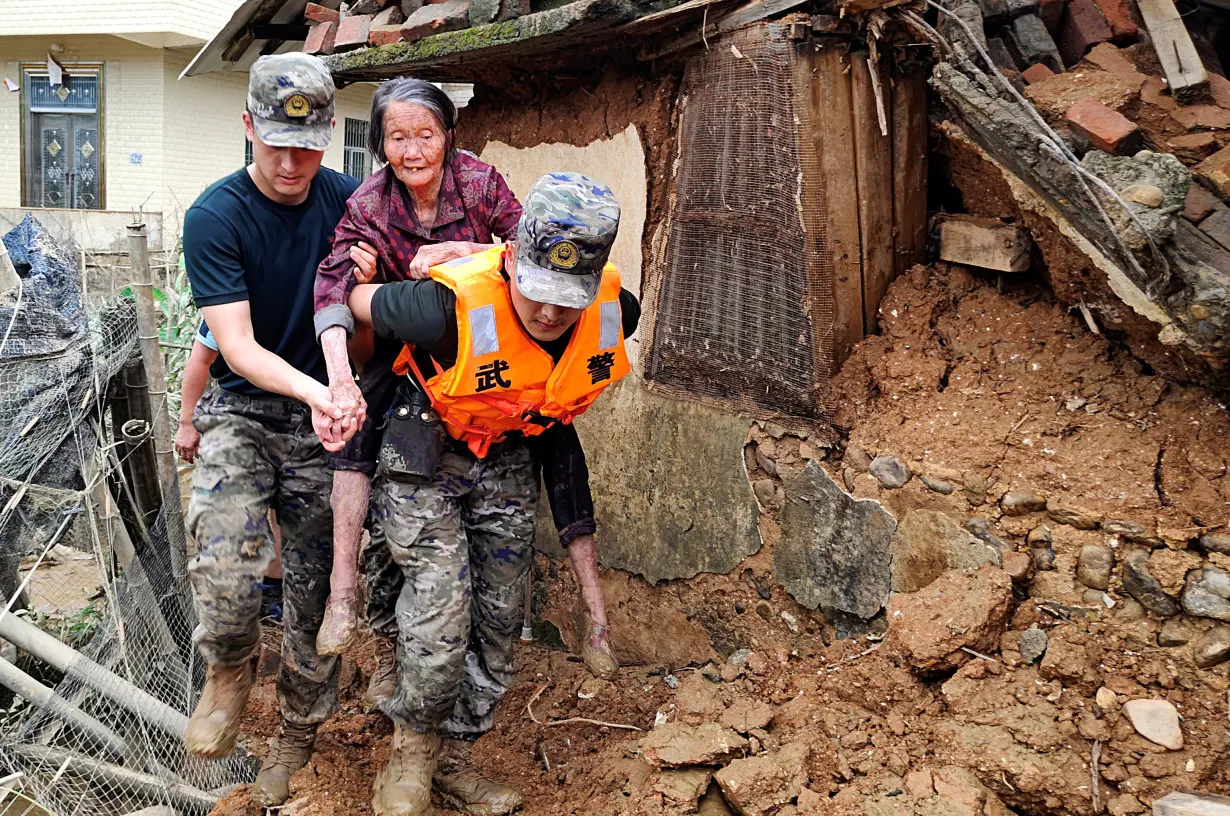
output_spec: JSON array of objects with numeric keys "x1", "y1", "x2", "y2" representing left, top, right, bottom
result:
[
  {"x1": 535, "y1": 377, "x2": 762, "y2": 584},
  {"x1": 775, "y1": 461, "x2": 894, "y2": 619}
]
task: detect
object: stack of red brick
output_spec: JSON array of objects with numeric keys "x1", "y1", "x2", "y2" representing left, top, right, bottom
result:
[{"x1": 303, "y1": 0, "x2": 529, "y2": 55}]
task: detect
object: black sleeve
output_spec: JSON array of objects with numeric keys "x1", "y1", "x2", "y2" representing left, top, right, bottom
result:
[
  {"x1": 619, "y1": 288, "x2": 641, "y2": 337},
  {"x1": 183, "y1": 207, "x2": 248, "y2": 307},
  {"x1": 370, "y1": 280, "x2": 457, "y2": 346},
  {"x1": 526, "y1": 422, "x2": 596, "y2": 547}
]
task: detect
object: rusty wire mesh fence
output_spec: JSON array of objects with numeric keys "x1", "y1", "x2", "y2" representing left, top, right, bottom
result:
[
  {"x1": 0, "y1": 215, "x2": 254, "y2": 815},
  {"x1": 645, "y1": 25, "x2": 835, "y2": 420}
]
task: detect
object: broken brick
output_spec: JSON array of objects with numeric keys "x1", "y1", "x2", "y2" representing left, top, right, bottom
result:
[
  {"x1": 1183, "y1": 182, "x2": 1220, "y2": 222},
  {"x1": 1170, "y1": 132, "x2": 1219, "y2": 164},
  {"x1": 334, "y1": 13, "x2": 373, "y2": 50},
  {"x1": 1199, "y1": 208, "x2": 1230, "y2": 250},
  {"x1": 1172, "y1": 105, "x2": 1230, "y2": 131},
  {"x1": 304, "y1": 2, "x2": 341, "y2": 24},
  {"x1": 1040, "y1": 0, "x2": 1066, "y2": 33},
  {"x1": 1141, "y1": 76, "x2": 1178, "y2": 111},
  {"x1": 372, "y1": 4, "x2": 406, "y2": 26},
  {"x1": 401, "y1": 0, "x2": 469, "y2": 40},
  {"x1": 368, "y1": 24, "x2": 406, "y2": 45},
  {"x1": 1210, "y1": 72, "x2": 1230, "y2": 109},
  {"x1": 1056, "y1": 0, "x2": 1114, "y2": 67},
  {"x1": 1091, "y1": 0, "x2": 1137, "y2": 41},
  {"x1": 1066, "y1": 97, "x2": 1141, "y2": 153},
  {"x1": 1010, "y1": 14, "x2": 1064, "y2": 74},
  {"x1": 1083, "y1": 42, "x2": 1137, "y2": 74},
  {"x1": 305, "y1": 21, "x2": 338, "y2": 54},
  {"x1": 1023, "y1": 63, "x2": 1056, "y2": 84},
  {"x1": 1007, "y1": 0, "x2": 1041, "y2": 17},
  {"x1": 1195, "y1": 145, "x2": 1230, "y2": 201}
]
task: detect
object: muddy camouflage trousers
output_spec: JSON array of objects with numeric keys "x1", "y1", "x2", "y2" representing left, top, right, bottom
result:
[
  {"x1": 187, "y1": 388, "x2": 339, "y2": 727},
  {"x1": 375, "y1": 441, "x2": 537, "y2": 738}
]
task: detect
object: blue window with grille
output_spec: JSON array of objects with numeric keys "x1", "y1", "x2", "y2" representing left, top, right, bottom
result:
[
  {"x1": 21, "y1": 67, "x2": 104, "y2": 210},
  {"x1": 343, "y1": 118, "x2": 371, "y2": 180}
]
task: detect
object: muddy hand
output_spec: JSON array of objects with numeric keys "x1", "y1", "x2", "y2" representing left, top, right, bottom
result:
[{"x1": 316, "y1": 592, "x2": 359, "y2": 656}]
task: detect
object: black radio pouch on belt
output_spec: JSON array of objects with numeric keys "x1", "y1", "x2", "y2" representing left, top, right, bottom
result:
[{"x1": 377, "y1": 380, "x2": 444, "y2": 483}]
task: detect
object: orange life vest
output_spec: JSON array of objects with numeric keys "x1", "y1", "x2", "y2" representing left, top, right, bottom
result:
[{"x1": 393, "y1": 246, "x2": 631, "y2": 458}]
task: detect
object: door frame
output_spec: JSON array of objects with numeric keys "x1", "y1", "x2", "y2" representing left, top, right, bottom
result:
[{"x1": 19, "y1": 61, "x2": 107, "y2": 210}]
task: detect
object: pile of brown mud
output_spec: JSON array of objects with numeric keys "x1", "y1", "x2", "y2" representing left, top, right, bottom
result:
[{"x1": 211, "y1": 264, "x2": 1230, "y2": 816}]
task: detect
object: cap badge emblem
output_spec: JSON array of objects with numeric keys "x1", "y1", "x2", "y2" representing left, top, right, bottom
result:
[
  {"x1": 547, "y1": 240, "x2": 579, "y2": 269},
  {"x1": 283, "y1": 93, "x2": 311, "y2": 118}
]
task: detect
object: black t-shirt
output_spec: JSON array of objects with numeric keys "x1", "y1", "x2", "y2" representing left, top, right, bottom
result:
[
  {"x1": 183, "y1": 167, "x2": 359, "y2": 398},
  {"x1": 342, "y1": 278, "x2": 640, "y2": 545}
]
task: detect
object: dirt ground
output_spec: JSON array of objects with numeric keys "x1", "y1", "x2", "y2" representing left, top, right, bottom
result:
[{"x1": 211, "y1": 264, "x2": 1230, "y2": 816}]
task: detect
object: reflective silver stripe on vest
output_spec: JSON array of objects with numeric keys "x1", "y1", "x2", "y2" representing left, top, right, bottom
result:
[
  {"x1": 598, "y1": 300, "x2": 620, "y2": 350},
  {"x1": 470, "y1": 304, "x2": 499, "y2": 356}
]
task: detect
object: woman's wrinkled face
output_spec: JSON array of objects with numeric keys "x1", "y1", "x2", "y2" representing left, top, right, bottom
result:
[{"x1": 383, "y1": 101, "x2": 448, "y2": 194}]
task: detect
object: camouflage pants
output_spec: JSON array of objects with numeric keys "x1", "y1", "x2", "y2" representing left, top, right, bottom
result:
[
  {"x1": 364, "y1": 514, "x2": 400, "y2": 639},
  {"x1": 187, "y1": 387, "x2": 339, "y2": 727},
  {"x1": 375, "y1": 442, "x2": 537, "y2": 738}
]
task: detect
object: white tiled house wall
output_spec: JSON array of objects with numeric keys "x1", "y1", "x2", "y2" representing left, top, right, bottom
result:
[{"x1": 1, "y1": 0, "x2": 241, "y2": 42}]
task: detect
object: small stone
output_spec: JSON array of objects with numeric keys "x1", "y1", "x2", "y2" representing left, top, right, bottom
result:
[
  {"x1": 1123, "y1": 699, "x2": 1183, "y2": 750},
  {"x1": 1181, "y1": 567, "x2": 1230, "y2": 622},
  {"x1": 1158, "y1": 618, "x2": 1196, "y2": 647},
  {"x1": 1003, "y1": 551, "x2": 1033, "y2": 582},
  {"x1": 1116, "y1": 598, "x2": 1146, "y2": 621},
  {"x1": 963, "y1": 471, "x2": 988, "y2": 506},
  {"x1": 1095, "y1": 686, "x2": 1118, "y2": 710},
  {"x1": 779, "y1": 611, "x2": 800, "y2": 633},
  {"x1": 755, "y1": 601, "x2": 772, "y2": 621},
  {"x1": 1001, "y1": 489, "x2": 1047, "y2": 515},
  {"x1": 752, "y1": 479, "x2": 780, "y2": 510},
  {"x1": 721, "y1": 663, "x2": 744, "y2": 682},
  {"x1": 1077, "y1": 543, "x2": 1114, "y2": 590},
  {"x1": 701, "y1": 664, "x2": 723, "y2": 683},
  {"x1": 870, "y1": 455, "x2": 911, "y2": 489},
  {"x1": 754, "y1": 447, "x2": 778, "y2": 479},
  {"x1": 1027, "y1": 525, "x2": 1054, "y2": 546},
  {"x1": 1192, "y1": 626, "x2": 1230, "y2": 668},
  {"x1": 1046, "y1": 498, "x2": 1099, "y2": 529},
  {"x1": 1083, "y1": 589, "x2": 1108, "y2": 604},
  {"x1": 1199, "y1": 533, "x2": 1230, "y2": 554},
  {"x1": 1107, "y1": 794, "x2": 1146, "y2": 816},
  {"x1": 1122, "y1": 550, "x2": 1180, "y2": 617},
  {"x1": 1031, "y1": 545, "x2": 1057, "y2": 572},
  {"x1": 764, "y1": 422, "x2": 789, "y2": 440},
  {"x1": 1120, "y1": 184, "x2": 1164, "y2": 207},
  {"x1": 920, "y1": 474, "x2": 955, "y2": 494},
  {"x1": 964, "y1": 518, "x2": 1008, "y2": 554},
  {"x1": 1019, "y1": 625, "x2": 1049, "y2": 663},
  {"x1": 727, "y1": 648, "x2": 753, "y2": 666},
  {"x1": 843, "y1": 446, "x2": 872, "y2": 472},
  {"x1": 735, "y1": 601, "x2": 746, "y2": 614}
]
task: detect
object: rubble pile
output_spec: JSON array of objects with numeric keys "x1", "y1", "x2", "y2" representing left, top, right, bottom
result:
[{"x1": 300, "y1": 0, "x2": 520, "y2": 56}]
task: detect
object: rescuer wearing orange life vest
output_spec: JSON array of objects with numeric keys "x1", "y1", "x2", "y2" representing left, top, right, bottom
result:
[{"x1": 347, "y1": 172, "x2": 638, "y2": 816}]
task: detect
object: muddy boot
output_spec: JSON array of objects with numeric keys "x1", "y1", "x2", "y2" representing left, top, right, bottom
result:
[
  {"x1": 253, "y1": 721, "x2": 317, "y2": 806},
  {"x1": 364, "y1": 636, "x2": 398, "y2": 712},
  {"x1": 573, "y1": 596, "x2": 618, "y2": 681},
  {"x1": 435, "y1": 738, "x2": 524, "y2": 815},
  {"x1": 316, "y1": 592, "x2": 359, "y2": 656},
  {"x1": 373, "y1": 724, "x2": 440, "y2": 816},
  {"x1": 186, "y1": 660, "x2": 254, "y2": 758}
]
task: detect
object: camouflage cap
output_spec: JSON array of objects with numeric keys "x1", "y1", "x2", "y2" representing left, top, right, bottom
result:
[
  {"x1": 247, "y1": 53, "x2": 335, "y2": 151},
  {"x1": 514, "y1": 172, "x2": 620, "y2": 310}
]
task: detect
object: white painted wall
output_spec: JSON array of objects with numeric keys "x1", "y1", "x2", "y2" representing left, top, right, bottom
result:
[
  {"x1": 0, "y1": 0, "x2": 243, "y2": 42},
  {"x1": 0, "y1": 35, "x2": 377, "y2": 247}
]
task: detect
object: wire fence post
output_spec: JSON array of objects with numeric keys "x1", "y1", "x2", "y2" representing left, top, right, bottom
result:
[{"x1": 127, "y1": 223, "x2": 188, "y2": 587}]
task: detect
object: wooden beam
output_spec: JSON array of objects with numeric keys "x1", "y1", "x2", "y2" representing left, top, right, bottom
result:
[
  {"x1": 851, "y1": 50, "x2": 895, "y2": 331},
  {"x1": 1136, "y1": 0, "x2": 1209, "y2": 102},
  {"x1": 249, "y1": 23, "x2": 311, "y2": 40},
  {"x1": 793, "y1": 41, "x2": 836, "y2": 389},
  {"x1": 1154, "y1": 792, "x2": 1230, "y2": 816},
  {"x1": 937, "y1": 215, "x2": 1032, "y2": 271},
  {"x1": 638, "y1": 0, "x2": 812, "y2": 60},
  {"x1": 891, "y1": 65, "x2": 928, "y2": 280},
  {"x1": 808, "y1": 42, "x2": 864, "y2": 372}
]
